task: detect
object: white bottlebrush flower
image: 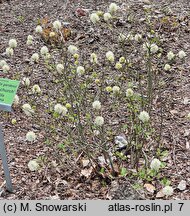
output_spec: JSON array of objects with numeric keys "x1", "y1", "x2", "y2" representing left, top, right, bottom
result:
[
  {"x1": 134, "y1": 33, "x2": 142, "y2": 42},
  {"x1": 164, "y1": 64, "x2": 171, "y2": 71},
  {"x1": 26, "y1": 131, "x2": 36, "y2": 142},
  {"x1": 11, "y1": 119, "x2": 17, "y2": 125},
  {"x1": 13, "y1": 95, "x2": 19, "y2": 105},
  {"x1": 31, "y1": 53, "x2": 39, "y2": 62},
  {"x1": 35, "y1": 25, "x2": 43, "y2": 33},
  {"x1": 167, "y1": 51, "x2": 175, "y2": 61},
  {"x1": 90, "y1": 13, "x2": 100, "y2": 24},
  {"x1": 28, "y1": 160, "x2": 39, "y2": 171},
  {"x1": 22, "y1": 103, "x2": 34, "y2": 116},
  {"x1": 126, "y1": 88, "x2": 134, "y2": 97},
  {"x1": 53, "y1": 20, "x2": 62, "y2": 31},
  {"x1": 178, "y1": 50, "x2": 186, "y2": 59},
  {"x1": 76, "y1": 66, "x2": 85, "y2": 75},
  {"x1": 0, "y1": 60, "x2": 7, "y2": 68},
  {"x1": 150, "y1": 43, "x2": 159, "y2": 54},
  {"x1": 27, "y1": 35, "x2": 33, "y2": 45},
  {"x1": 2, "y1": 64, "x2": 10, "y2": 73},
  {"x1": 65, "y1": 103, "x2": 71, "y2": 109},
  {"x1": 92, "y1": 100, "x2": 101, "y2": 110},
  {"x1": 103, "y1": 12, "x2": 112, "y2": 22},
  {"x1": 115, "y1": 62, "x2": 122, "y2": 70},
  {"x1": 109, "y1": 3, "x2": 119, "y2": 14},
  {"x1": 9, "y1": 39, "x2": 17, "y2": 49},
  {"x1": 94, "y1": 116, "x2": 104, "y2": 126},
  {"x1": 56, "y1": 64, "x2": 64, "y2": 73},
  {"x1": 68, "y1": 45, "x2": 78, "y2": 54},
  {"x1": 106, "y1": 51, "x2": 114, "y2": 62},
  {"x1": 32, "y1": 84, "x2": 41, "y2": 94},
  {"x1": 54, "y1": 104, "x2": 68, "y2": 115},
  {"x1": 27, "y1": 35, "x2": 33, "y2": 41},
  {"x1": 40, "y1": 46, "x2": 49, "y2": 56},
  {"x1": 106, "y1": 86, "x2": 112, "y2": 92},
  {"x1": 126, "y1": 33, "x2": 134, "y2": 41},
  {"x1": 150, "y1": 158, "x2": 161, "y2": 171},
  {"x1": 26, "y1": 39, "x2": 33, "y2": 46},
  {"x1": 49, "y1": 32, "x2": 56, "y2": 37},
  {"x1": 119, "y1": 57, "x2": 126, "y2": 64},
  {"x1": 118, "y1": 33, "x2": 126, "y2": 42},
  {"x1": 73, "y1": 53, "x2": 79, "y2": 60},
  {"x1": 90, "y1": 53, "x2": 98, "y2": 64},
  {"x1": 22, "y1": 77, "x2": 30, "y2": 86},
  {"x1": 6, "y1": 47, "x2": 14, "y2": 56},
  {"x1": 113, "y1": 86, "x2": 120, "y2": 94},
  {"x1": 162, "y1": 186, "x2": 174, "y2": 196},
  {"x1": 139, "y1": 111, "x2": 150, "y2": 123}
]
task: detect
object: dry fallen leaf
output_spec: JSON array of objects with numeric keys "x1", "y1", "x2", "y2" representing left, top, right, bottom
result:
[
  {"x1": 81, "y1": 167, "x2": 93, "y2": 178},
  {"x1": 82, "y1": 159, "x2": 90, "y2": 168},
  {"x1": 144, "y1": 183, "x2": 155, "y2": 193},
  {"x1": 75, "y1": 8, "x2": 87, "y2": 16},
  {"x1": 156, "y1": 189, "x2": 165, "y2": 198}
]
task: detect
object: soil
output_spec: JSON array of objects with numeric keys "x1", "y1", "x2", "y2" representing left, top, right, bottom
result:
[{"x1": 0, "y1": 0, "x2": 190, "y2": 199}]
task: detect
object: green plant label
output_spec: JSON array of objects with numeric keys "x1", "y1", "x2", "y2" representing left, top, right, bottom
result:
[{"x1": 0, "y1": 78, "x2": 20, "y2": 112}]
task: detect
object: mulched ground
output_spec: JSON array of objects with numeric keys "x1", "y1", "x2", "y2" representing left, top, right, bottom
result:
[{"x1": 0, "y1": 0, "x2": 190, "y2": 199}]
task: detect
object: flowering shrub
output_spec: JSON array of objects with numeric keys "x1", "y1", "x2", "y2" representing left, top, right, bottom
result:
[{"x1": 1, "y1": 1, "x2": 187, "y2": 198}]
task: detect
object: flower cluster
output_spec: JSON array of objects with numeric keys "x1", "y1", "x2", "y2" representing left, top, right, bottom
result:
[
  {"x1": 56, "y1": 64, "x2": 64, "y2": 73},
  {"x1": 27, "y1": 35, "x2": 33, "y2": 45},
  {"x1": 150, "y1": 158, "x2": 161, "y2": 171},
  {"x1": 162, "y1": 186, "x2": 174, "y2": 196},
  {"x1": 31, "y1": 53, "x2": 39, "y2": 63},
  {"x1": 139, "y1": 111, "x2": 150, "y2": 123},
  {"x1": 14, "y1": 95, "x2": 19, "y2": 106},
  {"x1": 106, "y1": 51, "x2": 114, "y2": 62},
  {"x1": 108, "y1": 3, "x2": 119, "y2": 14},
  {"x1": 90, "y1": 13, "x2": 100, "y2": 24},
  {"x1": 35, "y1": 25, "x2": 43, "y2": 33},
  {"x1": 54, "y1": 104, "x2": 68, "y2": 115},
  {"x1": 28, "y1": 159, "x2": 39, "y2": 171},
  {"x1": 32, "y1": 84, "x2": 41, "y2": 94},
  {"x1": 76, "y1": 66, "x2": 85, "y2": 75},
  {"x1": 9, "y1": 39, "x2": 17, "y2": 49},
  {"x1": 53, "y1": 20, "x2": 62, "y2": 31},
  {"x1": 0, "y1": 60, "x2": 10, "y2": 72},
  {"x1": 22, "y1": 77, "x2": 30, "y2": 86},
  {"x1": 68, "y1": 45, "x2": 78, "y2": 54},
  {"x1": 94, "y1": 116, "x2": 104, "y2": 126},
  {"x1": 90, "y1": 2, "x2": 119, "y2": 24},
  {"x1": 126, "y1": 88, "x2": 134, "y2": 97},
  {"x1": 92, "y1": 100, "x2": 101, "y2": 110},
  {"x1": 90, "y1": 53, "x2": 98, "y2": 64},
  {"x1": 22, "y1": 104, "x2": 34, "y2": 116},
  {"x1": 26, "y1": 131, "x2": 36, "y2": 142}
]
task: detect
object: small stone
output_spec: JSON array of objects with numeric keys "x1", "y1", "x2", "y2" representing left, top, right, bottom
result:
[{"x1": 177, "y1": 180, "x2": 187, "y2": 191}]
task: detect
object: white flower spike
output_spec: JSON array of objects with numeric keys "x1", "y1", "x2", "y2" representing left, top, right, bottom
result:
[
  {"x1": 26, "y1": 131, "x2": 36, "y2": 142},
  {"x1": 95, "y1": 116, "x2": 104, "y2": 126}
]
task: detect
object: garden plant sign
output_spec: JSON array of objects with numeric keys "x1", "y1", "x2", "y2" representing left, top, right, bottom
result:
[{"x1": 0, "y1": 78, "x2": 20, "y2": 192}]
